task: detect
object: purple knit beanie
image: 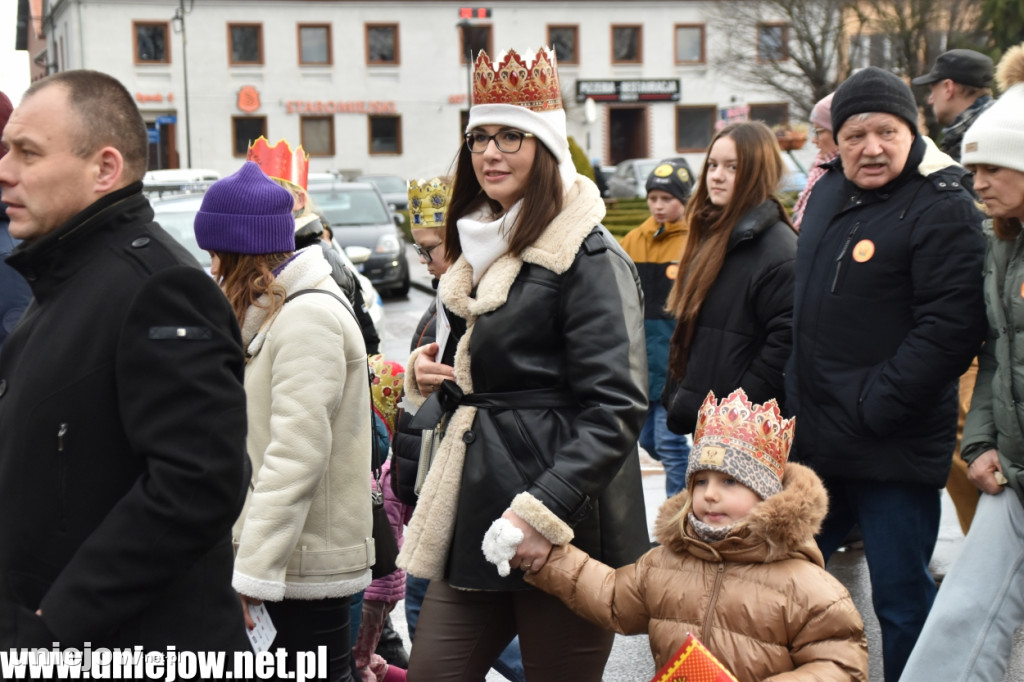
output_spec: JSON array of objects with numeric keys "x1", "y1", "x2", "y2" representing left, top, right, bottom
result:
[{"x1": 194, "y1": 161, "x2": 295, "y2": 254}]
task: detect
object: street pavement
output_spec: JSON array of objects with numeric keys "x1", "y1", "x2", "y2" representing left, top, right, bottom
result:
[{"x1": 384, "y1": 244, "x2": 1024, "y2": 681}]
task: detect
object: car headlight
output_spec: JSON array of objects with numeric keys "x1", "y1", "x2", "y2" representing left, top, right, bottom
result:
[{"x1": 375, "y1": 233, "x2": 402, "y2": 255}]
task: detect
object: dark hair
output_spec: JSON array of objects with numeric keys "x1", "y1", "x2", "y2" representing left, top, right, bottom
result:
[
  {"x1": 213, "y1": 251, "x2": 292, "y2": 328},
  {"x1": 443, "y1": 139, "x2": 563, "y2": 260},
  {"x1": 666, "y1": 121, "x2": 790, "y2": 378},
  {"x1": 25, "y1": 70, "x2": 149, "y2": 183},
  {"x1": 994, "y1": 216, "x2": 1022, "y2": 241}
]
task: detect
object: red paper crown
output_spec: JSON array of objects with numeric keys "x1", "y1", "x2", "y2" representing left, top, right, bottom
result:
[
  {"x1": 472, "y1": 47, "x2": 562, "y2": 111},
  {"x1": 246, "y1": 137, "x2": 310, "y2": 190},
  {"x1": 693, "y1": 389, "x2": 793, "y2": 482}
]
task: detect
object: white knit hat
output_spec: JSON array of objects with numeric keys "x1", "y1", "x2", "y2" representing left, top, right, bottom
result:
[
  {"x1": 962, "y1": 44, "x2": 1024, "y2": 173},
  {"x1": 466, "y1": 48, "x2": 578, "y2": 190}
]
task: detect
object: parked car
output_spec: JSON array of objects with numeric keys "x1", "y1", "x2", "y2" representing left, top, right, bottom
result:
[
  {"x1": 142, "y1": 168, "x2": 221, "y2": 199},
  {"x1": 780, "y1": 153, "x2": 809, "y2": 194},
  {"x1": 354, "y1": 174, "x2": 409, "y2": 211},
  {"x1": 148, "y1": 191, "x2": 386, "y2": 335},
  {"x1": 307, "y1": 181, "x2": 411, "y2": 297},
  {"x1": 605, "y1": 158, "x2": 661, "y2": 199}
]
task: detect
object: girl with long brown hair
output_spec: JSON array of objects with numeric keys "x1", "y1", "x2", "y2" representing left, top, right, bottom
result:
[
  {"x1": 195, "y1": 161, "x2": 374, "y2": 682},
  {"x1": 662, "y1": 121, "x2": 797, "y2": 435}
]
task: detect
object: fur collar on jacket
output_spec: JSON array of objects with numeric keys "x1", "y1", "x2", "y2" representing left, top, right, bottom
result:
[
  {"x1": 653, "y1": 462, "x2": 827, "y2": 567},
  {"x1": 397, "y1": 176, "x2": 606, "y2": 579},
  {"x1": 240, "y1": 247, "x2": 333, "y2": 358}
]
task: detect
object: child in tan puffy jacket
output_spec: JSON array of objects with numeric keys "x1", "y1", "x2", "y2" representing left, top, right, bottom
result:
[{"x1": 523, "y1": 389, "x2": 868, "y2": 681}]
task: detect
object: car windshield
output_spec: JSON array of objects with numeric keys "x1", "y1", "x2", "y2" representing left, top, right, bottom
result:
[
  {"x1": 359, "y1": 176, "x2": 406, "y2": 194},
  {"x1": 152, "y1": 199, "x2": 210, "y2": 267},
  {"x1": 309, "y1": 188, "x2": 391, "y2": 226},
  {"x1": 635, "y1": 160, "x2": 659, "y2": 179}
]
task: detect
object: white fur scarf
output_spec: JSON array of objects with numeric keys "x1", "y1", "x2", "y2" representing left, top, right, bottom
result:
[{"x1": 396, "y1": 176, "x2": 606, "y2": 579}]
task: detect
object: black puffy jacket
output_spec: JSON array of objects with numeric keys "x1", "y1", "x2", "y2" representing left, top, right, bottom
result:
[
  {"x1": 663, "y1": 199, "x2": 796, "y2": 434},
  {"x1": 785, "y1": 136, "x2": 986, "y2": 486}
]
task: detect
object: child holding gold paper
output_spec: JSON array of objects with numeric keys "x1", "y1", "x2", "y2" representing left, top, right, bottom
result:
[{"x1": 522, "y1": 389, "x2": 868, "y2": 681}]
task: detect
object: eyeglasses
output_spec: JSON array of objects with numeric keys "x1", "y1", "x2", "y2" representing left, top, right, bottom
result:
[
  {"x1": 465, "y1": 130, "x2": 535, "y2": 154},
  {"x1": 413, "y1": 242, "x2": 442, "y2": 263}
]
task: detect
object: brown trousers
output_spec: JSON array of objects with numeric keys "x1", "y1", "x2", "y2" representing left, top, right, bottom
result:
[
  {"x1": 947, "y1": 359, "x2": 981, "y2": 535},
  {"x1": 407, "y1": 579, "x2": 615, "y2": 681}
]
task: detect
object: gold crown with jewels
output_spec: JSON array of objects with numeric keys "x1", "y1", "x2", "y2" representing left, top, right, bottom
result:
[
  {"x1": 693, "y1": 389, "x2": 793, "y2": 482},
  {"x1": 472, "y1": 47, "x2": 562, "y2": 111},
  {"x1": 408, "y1": 177, "x2": 451, "y2": 229}
]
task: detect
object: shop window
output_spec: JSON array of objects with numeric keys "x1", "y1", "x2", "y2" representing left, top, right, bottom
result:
[
  {"x1": 676, "y1": 106, "x2": 716, "y2": 152},
  {"x1": 134, "y1": 22, "x2": 169, "y2": 64},
  {"x1": 229, "y1": 23, "x2": 263, "y2": 65},
  {"x1": 299, "y1": 24, "x2": 331, "y2": 65},
  {"x1": 301, "y1": 116, "x2": 335, "y2": 156},
  {"x1": 232, "y1": 116, "x2": 267, "y2": 156},
  {"x1": 749, "y1": 103, "x2": 789, "y2": 128},
  {"x1": 369, "y1": 115, "x2": 402, "y2": 155}
]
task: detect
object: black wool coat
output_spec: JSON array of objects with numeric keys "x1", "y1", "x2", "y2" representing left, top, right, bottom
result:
[
  {"x1": 0, "y1": 184, "x2": 250, "y2": 650},
  {"x1": 663, "y1": 199, "x2": 797, "y2": 435},
  {"x1": 785, "y1": 137, "x2": 986, "y2": 486}
]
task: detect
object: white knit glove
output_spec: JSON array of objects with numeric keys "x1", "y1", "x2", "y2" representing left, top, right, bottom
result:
[{"x1": 481, "y1": 517, "x2": 524, "y2": 577}]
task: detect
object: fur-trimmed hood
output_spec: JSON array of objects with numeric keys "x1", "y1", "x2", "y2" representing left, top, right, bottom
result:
[{"x1": 653, "y1": 462, "x2": 827, "y2": 567}]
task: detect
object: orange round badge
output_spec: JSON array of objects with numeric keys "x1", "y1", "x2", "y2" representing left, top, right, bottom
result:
[
  {"x1": 852, "y1": 239, "x2": 875, "y2": 263},
  {"x1": 1020, "y1": 281, "x2": 1024, "y2": 299},
  {"x1": 666, "y1": 264, "x2": 679, "y2": 279}
]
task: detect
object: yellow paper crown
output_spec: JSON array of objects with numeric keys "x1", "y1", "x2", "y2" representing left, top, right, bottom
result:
[
  {"x1": 472, "y1": 47, "x2": 562, "y2": 111},
  {"x1": 408, "y1": 177, "x2": 451, "y2": 229},
  {"x1": 693, "y1": 389, "x2": 793, "y2": 483}
]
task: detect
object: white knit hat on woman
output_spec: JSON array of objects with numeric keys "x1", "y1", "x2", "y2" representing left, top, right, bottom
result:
[{"x1": 962, "y1": 44, "x2": 1024, "y2": 173}]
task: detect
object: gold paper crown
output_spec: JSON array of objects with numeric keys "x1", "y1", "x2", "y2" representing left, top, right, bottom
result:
[
  {"x1": 693, "y1": 389, "x2": 793, "y2": 481},
  {"x1": 472, "y1": 47, "x2": 562, "y2": 111},
  {"x1": 246, "y1": 137, "x2": 310, "y2": 190},
  {"x1": 408, "y1": 177, "x2": 451, "y2": 229}
]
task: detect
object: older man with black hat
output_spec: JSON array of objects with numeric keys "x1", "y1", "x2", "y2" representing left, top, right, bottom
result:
[
  {"x1": 913, "y1": 48, "x2": 995, "y2": 161},
  {"x1": 785, "y1": 66, "x2": 986, "y2": 681}
]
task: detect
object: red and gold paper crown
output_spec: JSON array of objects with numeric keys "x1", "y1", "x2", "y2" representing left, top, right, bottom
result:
[
  {"x1": 408, "y1": 177, "x2": 450, "y2": 229},
  {"x1": 472, "y1": 47, "x2": 562, "y2": 111},
  {"x1": 246, "y1": 137, "x2": 310, "y2": 191},
  {"x1": 692, "y1": 389, "x2": 793, "y2": 485}
]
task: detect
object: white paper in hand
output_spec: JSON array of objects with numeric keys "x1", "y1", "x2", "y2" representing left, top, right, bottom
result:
[{"x1": 246, "y1": 602, "x2": 277, "y2": 653}]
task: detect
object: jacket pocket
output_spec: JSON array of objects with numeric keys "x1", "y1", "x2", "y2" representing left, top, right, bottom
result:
[{"x1": 830, "y1": 222, "x2": 861, "y2": 294}]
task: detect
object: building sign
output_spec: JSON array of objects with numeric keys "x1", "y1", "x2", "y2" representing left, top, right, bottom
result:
[
  {"x1": 237, "y1": 86, "x2": 261, "y2": 114},
  {"x1": 135, "y1": 92, "x2": 174, "y2": 104},
  {"x1": 575, "y1": 79, "x2": 680, "y2": 103},
  {"x1": 285, "y1": 100, "x2": 397, "y2": 114}
]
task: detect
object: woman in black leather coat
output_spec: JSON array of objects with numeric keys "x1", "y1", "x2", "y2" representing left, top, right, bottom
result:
[
  {"x1": 662, "y1": 121, "x2": 797, "y2": 435},
  {"x1": 395, "y1": 47, "x2": 649, "y2": 681}
]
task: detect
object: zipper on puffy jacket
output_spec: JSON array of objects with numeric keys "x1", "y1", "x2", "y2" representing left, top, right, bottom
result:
[
  {"x1": 57, "y1": 422, "x2": 69, "y2": 530},
  {"x1": 701, "y1": 563, "x2": 726, "y2": 645},
  {"x1": 830, "y1": 222, "x2": 861, "y2": 294}
]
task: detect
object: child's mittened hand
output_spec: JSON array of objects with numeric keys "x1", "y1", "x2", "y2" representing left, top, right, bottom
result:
[{"x1": 482, "y1": 517, "x2": 525, "y2": 577}]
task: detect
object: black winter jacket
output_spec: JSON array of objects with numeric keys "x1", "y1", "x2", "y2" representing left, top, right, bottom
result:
[
  {"x1": 785, "y1": 136, "x2": 986, "y2": 486},
  {"x1": 663, "y1": 199, "x2": 796, "y2": 434},
  {"x1": 397, "y1": 179, "x2": 650, "y2": 590},
  {"x1": 0, "y1": 185, "x2": 250, "y2": 649}
]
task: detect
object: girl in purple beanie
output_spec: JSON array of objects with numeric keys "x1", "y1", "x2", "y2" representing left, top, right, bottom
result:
[{"x1": 195, "y1": 161, "x2": 374, "y2": 682}]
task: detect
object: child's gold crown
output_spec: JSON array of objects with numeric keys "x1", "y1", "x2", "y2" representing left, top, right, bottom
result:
[
  {"x1": 408, "y1": 177, "x2": 450, "y2": 229},
  {"x1": 691, "y1": 389, "x2": 794, "y2": 499},
  {"x1": 472, "y1": 47, "x2": 562, "y2": 111}
]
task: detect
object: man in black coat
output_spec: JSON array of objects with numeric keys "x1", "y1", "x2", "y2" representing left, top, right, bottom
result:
[
  {"x1": 0, "y1": 71, "x2": 250, "y2": 652},
  {"x1": 785, "y1": 67, "x2": 986, "y2": 681}
]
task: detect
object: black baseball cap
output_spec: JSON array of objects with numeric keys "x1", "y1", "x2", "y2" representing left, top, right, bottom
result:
[{"x1": 912, "y1": 49, "x2": 994, "y2": 88}]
